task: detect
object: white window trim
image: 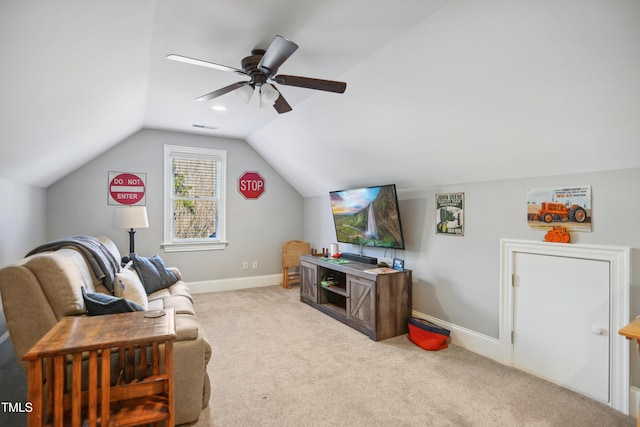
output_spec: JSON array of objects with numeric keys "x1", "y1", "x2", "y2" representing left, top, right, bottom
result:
[{"x1": 162, "y1": 144, "x2": 228, "y2": 252}]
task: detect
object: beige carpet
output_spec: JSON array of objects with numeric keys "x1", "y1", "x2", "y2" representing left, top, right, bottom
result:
[{"x1": 190, "y1": 285, "x2": 634, "y2": 427}]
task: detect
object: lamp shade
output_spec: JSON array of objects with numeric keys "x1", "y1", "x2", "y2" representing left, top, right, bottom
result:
[{"x1": 114, "y1": 206, "x2": 149, "y2": 229}]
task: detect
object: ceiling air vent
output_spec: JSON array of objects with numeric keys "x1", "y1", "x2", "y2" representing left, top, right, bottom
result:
[{"x1": 192, "y1": 124, "x2": 218, "y2": 130}]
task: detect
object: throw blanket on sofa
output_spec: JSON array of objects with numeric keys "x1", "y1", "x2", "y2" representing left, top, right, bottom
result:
[{"x1": 26, "y1": 235, "x2": 121, "y2": 292}]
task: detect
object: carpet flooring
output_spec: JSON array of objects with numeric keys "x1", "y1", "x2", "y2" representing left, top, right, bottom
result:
[{"x1": 189, "y1": 285, "x2": 635, "y2": 427}]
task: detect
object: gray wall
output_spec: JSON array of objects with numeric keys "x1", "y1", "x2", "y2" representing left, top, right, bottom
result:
[
  {"x1": 46, "y1": 129, "x2": 304, "y2": 282},
  {"x1": 304, "y1": 168, "x2": 640, "y2": 339},
  {"x1": 0, "y1": 176, "x2": 47, "y2": 335},
  {"x1": 0, "y1": 176, "x2": 47, "y2": 267},
  {"x1": 0, "y1": 176, "x2": 46, "y2": 416},
  {"x1": 3, "y1": 145, "x2": 640, "y2": 388}
]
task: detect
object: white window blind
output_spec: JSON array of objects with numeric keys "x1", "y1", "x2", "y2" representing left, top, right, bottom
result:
[{"x1": 163, "y1": 145, "x2": 227, "y2": 252}]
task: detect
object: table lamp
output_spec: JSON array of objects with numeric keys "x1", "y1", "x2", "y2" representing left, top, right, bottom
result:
[{"x1": 114, "y1": 206, "x2": 149, "y2": 255}]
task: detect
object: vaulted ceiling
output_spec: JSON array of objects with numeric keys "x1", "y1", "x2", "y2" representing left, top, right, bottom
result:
[{"x1": 1, "y1": 1, "x2": 639, "y2": 197}]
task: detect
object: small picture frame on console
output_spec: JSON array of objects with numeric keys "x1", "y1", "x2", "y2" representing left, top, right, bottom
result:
[{"x1": 392, "y1": 258, "x2": 404, "y2": 271}]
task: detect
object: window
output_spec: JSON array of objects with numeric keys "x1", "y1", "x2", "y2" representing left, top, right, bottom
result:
[{"x1": 163, "y1": 145, "x2": 227, "y2": 252}]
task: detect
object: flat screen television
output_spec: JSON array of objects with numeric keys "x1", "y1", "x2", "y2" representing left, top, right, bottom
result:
[{"x1": 329, "y1": 184, "x2": 406, "y2": 250}]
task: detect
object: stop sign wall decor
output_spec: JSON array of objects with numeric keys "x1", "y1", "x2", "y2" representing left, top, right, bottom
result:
[{"x1": 238, "y1": 171, "x2": 265, "y2": 199}]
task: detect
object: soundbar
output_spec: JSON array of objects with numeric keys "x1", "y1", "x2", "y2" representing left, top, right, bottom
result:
[{"x1": 340, "y1": 252, "x2": 378, "y2": 265}]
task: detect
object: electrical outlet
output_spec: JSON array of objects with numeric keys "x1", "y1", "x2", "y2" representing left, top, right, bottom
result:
[
  {"x1": 252, "y1": 261, "x2": 258, "y2": 269},
  {"x1": 242, "y1": 261, "x2": 248, "y2": 270}
]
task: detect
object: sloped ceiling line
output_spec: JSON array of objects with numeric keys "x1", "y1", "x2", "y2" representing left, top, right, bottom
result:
[{"x1": 1, "y1": 1, "x2": 639, "y2": 194}]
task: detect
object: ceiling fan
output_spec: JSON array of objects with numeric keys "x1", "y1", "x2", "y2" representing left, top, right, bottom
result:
[{"x1": 167, "y1": 35, "x2": 347, "y2": 114}]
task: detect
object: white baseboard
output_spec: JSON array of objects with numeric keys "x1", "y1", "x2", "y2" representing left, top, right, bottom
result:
[
  {"x1": 411, "y1": 310, "x2": 500, "y2": 361},
  {"x1": 630, "y1": 387, "x2": 640, "y2": 419},
  {"x1": 187, "y1": 274, "x2": 282, "y2": 294}
]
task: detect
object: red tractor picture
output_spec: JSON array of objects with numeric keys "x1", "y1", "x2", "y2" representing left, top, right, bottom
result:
[{"x1": 531, "y1": 202, "x2": 587, "y2": 223}]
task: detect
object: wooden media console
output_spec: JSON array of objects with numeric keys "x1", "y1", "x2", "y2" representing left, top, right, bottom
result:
[{"x1": 299, "y1": 255, "x2": 412, "y2": 341}]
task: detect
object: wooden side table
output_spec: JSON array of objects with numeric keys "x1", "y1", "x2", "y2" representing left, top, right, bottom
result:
[
  {"x1": 619, "y1": 318, "x2": 640, "y2": 427},
  {"x1": 23, "y1": 308, "x2": 176, "y2": 427}
]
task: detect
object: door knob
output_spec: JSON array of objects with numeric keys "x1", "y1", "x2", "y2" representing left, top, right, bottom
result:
[{"x1": 591, "y1": 326, "x2": 606, "y2": 335}]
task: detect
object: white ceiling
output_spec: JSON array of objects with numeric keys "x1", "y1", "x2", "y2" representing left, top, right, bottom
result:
[{"x1": 1, "y1": 0, "x2": 639, "y2": 196}]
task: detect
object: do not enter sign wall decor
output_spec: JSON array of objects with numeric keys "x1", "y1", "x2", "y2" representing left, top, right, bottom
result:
[
  {"x1": 238, "y1": 171, "x2": 265, "y2": 199},
  {"x1": 108, "y1": 172, "x2": 147, "y2": 206}
]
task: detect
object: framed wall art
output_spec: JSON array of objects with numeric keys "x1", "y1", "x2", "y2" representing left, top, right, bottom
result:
[
  {"x1": 527, "y1": 185, "x2": 591, "y2": 232},
  {"x1": 436, "y1": 192, "x2": 464, "y2": 236}
]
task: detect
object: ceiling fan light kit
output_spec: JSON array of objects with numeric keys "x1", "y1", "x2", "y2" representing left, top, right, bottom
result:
[
  {"x1": 167, "y1": 35, "x2": 347, "y2": 114},
  {"x1": 235, "y1": 84, "x2": 254, "y2": 103},
  {"x1": 260, "y1": 83, "x2": 280, "y2": 106}
]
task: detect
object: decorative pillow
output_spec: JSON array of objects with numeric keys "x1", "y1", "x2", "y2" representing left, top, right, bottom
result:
[
  {"x1": 149, "y1": 255, "x2": 178, "y2": 288},
  {"x1": 114, "y1": 266, "x2": 149, "y2": 310},
  {"x1": 130, "y1": 253, "x2": 178, "y2": 295},
  {"x1": 82, "y1": 288, "x2": 143, "y2": 316}
]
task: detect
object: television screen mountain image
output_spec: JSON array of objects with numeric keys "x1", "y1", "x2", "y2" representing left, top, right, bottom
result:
[{"x1": 330, "y1": 184, "x2": 405, "y2": 249}]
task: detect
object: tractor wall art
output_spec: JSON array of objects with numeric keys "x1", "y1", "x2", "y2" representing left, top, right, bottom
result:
[{"x1": 527, "y1": 186, "x2": 592, "y2": 232}]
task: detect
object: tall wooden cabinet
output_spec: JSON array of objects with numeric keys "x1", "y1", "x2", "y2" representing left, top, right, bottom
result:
[{"x1": 299, "y1": 255, "x2": 412, "y2": 341}]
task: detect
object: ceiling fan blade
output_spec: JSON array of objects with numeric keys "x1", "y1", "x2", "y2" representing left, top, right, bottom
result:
[
  {"x1": 273, "y1": 92, "x2": 293, "y2": 114},
  {"x1": 273, "y1": 75, "x2": 346, "y2": 93},
  {"x1": 196, "y1": 81, "x2": 250, "y2": 102},
  {"x1": 257, "y1": 35, "x2": 298, "y2": 76},
  {"x1": 167, "y1": 54, "x2": 246, "y2": 75}
]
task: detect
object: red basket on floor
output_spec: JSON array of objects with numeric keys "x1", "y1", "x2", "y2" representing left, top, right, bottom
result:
[{"x1": 408, "y1": 317, "x2": 450, "y2": 351}]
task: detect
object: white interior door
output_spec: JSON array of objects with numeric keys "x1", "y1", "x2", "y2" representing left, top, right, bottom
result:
[{"x1": 513, "y1": 252, "x2": 610, "y2": 403}]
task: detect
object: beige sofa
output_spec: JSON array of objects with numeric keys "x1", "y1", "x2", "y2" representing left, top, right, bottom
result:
[{"x1": 0, "y1": 236, "x2": 211, "y2": 425}]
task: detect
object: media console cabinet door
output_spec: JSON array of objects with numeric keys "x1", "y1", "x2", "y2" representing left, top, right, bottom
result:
[
  {"x1": 513, "y1": 252, "x2": 610, "y2": 403},
  {"x1": 300, "y1": 261, "x2": 318, "y2": 303},
  {"x1": 347, "y1": 275, "x2": 375, "y2": 331}
]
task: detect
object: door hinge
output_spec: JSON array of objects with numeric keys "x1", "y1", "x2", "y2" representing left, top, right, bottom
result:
[
  {"x1": 511, "y1": 274, "x2": 517, "y2": 287},
  {"x1": 511, "y1": 330, "x2": 514, "y2": 344}
]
